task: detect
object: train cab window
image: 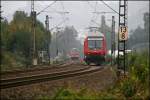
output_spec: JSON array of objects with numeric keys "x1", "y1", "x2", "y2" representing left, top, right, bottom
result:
[
  {"x1": 88, "y1": 40, "x2": 95, "y2": 49},
  {"x1": 88, "y1": 37, "x2": 102, "y2": 50},
  {"x1": 95, "y1": 40, "x2": 101, "y2": 49}
]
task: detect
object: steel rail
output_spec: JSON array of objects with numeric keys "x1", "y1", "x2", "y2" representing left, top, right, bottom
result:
[
  {"x1": 1, "y1": 62, "x2": 71, "y2": 75},
  {"x1": 1, "y1": 65, "x2": 88, "y2": 82},
  {"x1": 1, "y1": 66, "x2": 102, "y2": 89},
  {"x1": 0, "y1": 65, "x2": 89, "y2": 88}
]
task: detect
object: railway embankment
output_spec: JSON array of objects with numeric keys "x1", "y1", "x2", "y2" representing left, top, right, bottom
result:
[{"x1": 1, "y1": 65, "x2": 116, "y2": 99}]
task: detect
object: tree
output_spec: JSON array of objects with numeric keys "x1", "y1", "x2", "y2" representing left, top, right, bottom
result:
[
  {"x1": 1, "y1": 10, "x2": 51, "y2": 67},
  {"x1": 127, "y1": 12, "x2": 149, "y2": 50},
  {"x1": 50, "y1": 26, "x2": 82, "y2": 58},
  {"x1": 1, "y1": 19, "x2": 10, "y2": 50},
  {"x1": 143, "y1": 12, "x2": 149, "y2": 43}
]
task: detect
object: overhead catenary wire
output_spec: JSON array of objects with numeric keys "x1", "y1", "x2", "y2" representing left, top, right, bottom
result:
[
  {"x1": 99, "y1": 0, "x2": 119, "y2": 15},
  {"x1": 94, "y1": 1, "x2": 99, "y2": 22},
  {"x1": 39, "y1": 1, "x2": 69, "y2": 33},
  {"x1": 50, "y1": 18, "x2": 68, "y2": 31},
  {"x1": 87, "y1": 0, "x2": 119, "y2": 25},
  {"x1": 60, "y1": 1, "x2": 66, "y2": 26},
  {"x1": 36, "y1": 1, "x2": 56, "y2": 16},
  {"x1": 87, "y1": 1, "x2": 95, "y2": 9},
  {"x1": 87, "y1": 1, "x2": 99, "y2": 28}
]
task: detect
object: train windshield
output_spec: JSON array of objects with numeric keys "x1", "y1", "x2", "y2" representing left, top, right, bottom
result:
[{"x1": 88, "y1": 37, "x2": 103, "y2": 50}]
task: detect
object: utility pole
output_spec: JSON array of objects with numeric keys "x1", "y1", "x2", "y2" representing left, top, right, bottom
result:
[
  {"x1": 30, "y1": 1, "x2": 55, "y2": 65},
  {"x1": 111, "y1": 16, "x2": 115, "y2": 66},
  {"x1": 45, "y1": 15, "x2": 51, "y2": 65},
  {"x1": 55, "y1": 27, "x2": 61, "y2": 57},
  {"x1": 0, "y1": 5, "x2": 2, "y2": 20},
  {"x1": 56, "y1": 31, "x2": 58, "y2": 57},
  {"x1": 0, "y1": 5, "x2": 2, "y2": 53},
  {"x1": 31, "y1": 0, "x2": 37, "y2": 65},
  {"x1": 113, "y1": 17, "x2": 116, "y2": 64},
  {"x1": 55, "y1": 28, "x2": 58, "y2": 57},
  {"x1": 55, "y1": 27, "x2": 63, "y2": 57}
]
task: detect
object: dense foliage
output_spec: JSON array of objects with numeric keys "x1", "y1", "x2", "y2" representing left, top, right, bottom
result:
[
  {"x1": 1, "y1": 11, "x2": 50, "y2": 71},
  {"x1": 1, "y1": 11, "x2": 82, "y2": 71}
]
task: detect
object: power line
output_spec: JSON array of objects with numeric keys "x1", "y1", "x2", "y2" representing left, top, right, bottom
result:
[
  {"x1": 94, "y1": 1, "x2": 99, "y2": 22},
  {"x1": 92, "y1": 11, "x2": 115, "y2": 14},
  {"x1": 100, "y1": 0, "x2": 119, "y2": 15},
  {"x1": 91, "y1": 19, "x2": 101, "y2": 26},
  {"x1": 60, "y1": 1, "x2": 66, "y2": 26},
  {"x1": 37, "y1": 1, "x2": 56, "y2": 16},
  {"x1": 87, "y1": 1, "x2": 95, "y2": 9},
  {"x1": 94, "y1": 1, "x2": 97, "y2": 13},
  {"x1": 50, "y1": 18, "x2": 68, "y2": 31},
  {"x1": 43, "y1": 11, "x2": 69, "y2": 14},
  {"x1": 36, "y1": 2, "x2": 58, "y2": 14},
  {"x1": 87, "y1": 1, "x2": 99, "y2": 28}
]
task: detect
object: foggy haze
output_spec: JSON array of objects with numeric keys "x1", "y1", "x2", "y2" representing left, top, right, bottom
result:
[{"x1": 1, "y1": 1, "x2": 149, "y2": 42}]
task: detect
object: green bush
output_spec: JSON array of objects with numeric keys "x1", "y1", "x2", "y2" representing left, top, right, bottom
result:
[
  {"x1": 98, "y1": 91, "x2": 118, "y2": 100},
  {"x1": 120, "y1": 79, "x2": 136, "y2": 97},
  {"x1": 52, "y1": 87, "x2": 97, "y2": 100},
  {"x1": 53, "y1": 87, "x2": 74, "y2": 100},
  {"x1": 129, "y1": 51, "x2": 149, "y2": 83},
  {"x1": 1, "y1": 51, "x2": 26, "y2": 71}
]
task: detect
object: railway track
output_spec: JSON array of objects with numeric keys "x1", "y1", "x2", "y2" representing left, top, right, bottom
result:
[
  {"x1": 1, "y1": 65, "x2": 103, "y2": 89},
  {"x1": 1, "y1": 62, "x2": 68, "y2": 75},
  {"x1": 1, "y1": 62, "x2": 77, "y2": 79}
]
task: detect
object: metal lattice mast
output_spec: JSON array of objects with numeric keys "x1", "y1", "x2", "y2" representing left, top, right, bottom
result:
[{"x1": 117, "y1": 0, "x2": 128, "y2": 76}]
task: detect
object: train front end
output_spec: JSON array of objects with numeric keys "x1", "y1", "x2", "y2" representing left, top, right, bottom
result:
[{"x1": 84, "y1": 33, "x2": 107, "y2": 65}]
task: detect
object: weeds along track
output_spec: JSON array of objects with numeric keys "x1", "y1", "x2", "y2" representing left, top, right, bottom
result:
[
  {"x1": 1, "y1": 64, "x2": 103, "y2": 89},
  {"x1": 1, "y1": 62, "x2": 77, "y2": 79}
]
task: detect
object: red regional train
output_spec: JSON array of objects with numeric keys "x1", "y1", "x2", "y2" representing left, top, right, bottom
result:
[
  {"x1": 69, "y1": 48, "x2": 80, "y2": 60},
  {"x1": 83, "y1": 30, "x2": 107, "y2": 65}
]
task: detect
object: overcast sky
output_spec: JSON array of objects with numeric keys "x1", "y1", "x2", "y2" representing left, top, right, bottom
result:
[{"x1": 1, "y1": 1, "x2": 149, "y2": 42}]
